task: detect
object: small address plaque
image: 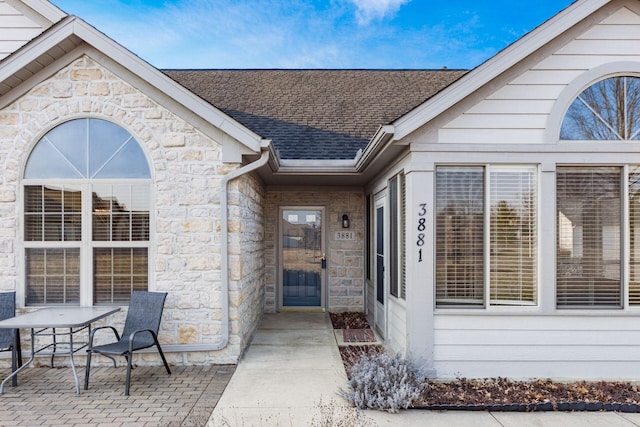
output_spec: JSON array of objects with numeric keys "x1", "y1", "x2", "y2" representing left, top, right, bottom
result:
[{"x1": 335, "y1": 231, "x2": 356, "y2": 241}]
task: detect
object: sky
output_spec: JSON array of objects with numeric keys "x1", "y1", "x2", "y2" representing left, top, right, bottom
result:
[{"x1": 51, "y1": 0, "x2": 576, "y2": 70}]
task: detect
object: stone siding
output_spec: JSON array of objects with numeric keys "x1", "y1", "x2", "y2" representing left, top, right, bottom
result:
[
  {"x1": 227, "y1": 173, "x2": 266, "y2": 352},
  {"x1": 265, "y1": 189, "x2": 364, "y2": 312},
  {"x1": 0, "y1": 55, "x2": 261, "y2": 365}
]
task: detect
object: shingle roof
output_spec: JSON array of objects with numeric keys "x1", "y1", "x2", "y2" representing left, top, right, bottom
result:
[{"x1": 163, "y1": 69, "x2": 467, "y2": 160}]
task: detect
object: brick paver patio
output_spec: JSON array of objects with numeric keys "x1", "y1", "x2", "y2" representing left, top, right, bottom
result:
[{"x1": 0, "y1": 364, "x2": 235, "y2": 426}]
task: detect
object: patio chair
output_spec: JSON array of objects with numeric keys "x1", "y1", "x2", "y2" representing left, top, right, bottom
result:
[
  {"x1": 0, "y1": 291, "x2": 22, "y2": 387},
  {"x1": 84, "y1": 291, "x2": 171, "y2": 396}
]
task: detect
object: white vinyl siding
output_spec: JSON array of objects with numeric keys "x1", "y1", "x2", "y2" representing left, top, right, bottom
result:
[
  {"x1": 433, "y1": 314, "x2": 640, "y2": 379},
  {"x1": 0, "y1": 1, "x2": 49, "y2": 60},
  {"x1": 440, "y1": 6, "x2": 640, "y2": 145}
]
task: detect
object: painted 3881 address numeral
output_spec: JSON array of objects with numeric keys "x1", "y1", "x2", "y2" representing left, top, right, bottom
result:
[{"x1": 417, "y1": 203, "x2": 426, "y2": 262}]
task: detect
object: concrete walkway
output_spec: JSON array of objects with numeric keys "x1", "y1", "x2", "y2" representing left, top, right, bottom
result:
[
  {"x1": 209, "y1": 312, "x2": 640, "y2": 427},
  {"x1": 208, "y1": 312, "x2": 348, "y2": 426}
]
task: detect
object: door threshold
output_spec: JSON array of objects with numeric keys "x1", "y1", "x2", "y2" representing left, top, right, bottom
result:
[{"x1": 278, "y1": 307, "x2": 326, "y2": 313}]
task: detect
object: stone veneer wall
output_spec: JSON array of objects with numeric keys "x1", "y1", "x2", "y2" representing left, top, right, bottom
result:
[
  {"x1": 227, "y1": 173, "x2": 266, "y2": 352},
  {"x1": 0, "y1": 55, "x2": 261, "y2": 365},
  {"x1": 265, "y1": 189, "x2": 364, "y2": 312}
]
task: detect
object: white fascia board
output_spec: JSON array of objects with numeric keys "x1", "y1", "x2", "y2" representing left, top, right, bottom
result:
[
  {"x1": 354, "y1": 125, "x2": 395, "y2": 171},
  {"x1": 69, "y1": 19, "x2": 263, "y2": 153},
  {"x1": 393, "y1": 0, "x2": 610, "y2": 141},
  {"x1": 20, "y1": 0, "x2": 67, "y2": 23},
  {"x1": 263, "y1": 141, "x2": 280, "y2": 171},
  {"x1": 277, "y1": 159, "x2": 356, "y2": 174},
  {"x1": 0, "y1": 15, "x2": 263, "y2": 155}
]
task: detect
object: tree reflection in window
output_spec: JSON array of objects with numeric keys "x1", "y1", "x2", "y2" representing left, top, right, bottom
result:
[{"x1": 561, "y1": 76, "x2": 640, "y2": 140}]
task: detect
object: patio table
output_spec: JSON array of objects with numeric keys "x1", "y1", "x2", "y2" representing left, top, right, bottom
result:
[{"x1": 0, "y1": 306, "x2": 120, "y2": 394}]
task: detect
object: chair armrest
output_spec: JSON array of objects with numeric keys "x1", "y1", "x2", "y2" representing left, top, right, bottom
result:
[
  {"x1": 88, "y1": 326, "x2": 121, "y2": 350},
  {"x1": 127, "y1": 328, "x2": 159, "y2": 353}
]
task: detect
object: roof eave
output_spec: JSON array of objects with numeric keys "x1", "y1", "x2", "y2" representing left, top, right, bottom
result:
[
  {"x1": 277, "y1": 158, "x2": 356, "y2": 173},
  {"x1": 0, "y1": 15, "x2": 264, "y2": 155},
  {"x1": 68, "y1": 18, "x2": 264, "y2": 152},
  {"x1": 20, "y1": 0, "x2": 67, "y2": 23},
  {"x1": 355, "y1": 125, "x2": 395, "y2": 172}
]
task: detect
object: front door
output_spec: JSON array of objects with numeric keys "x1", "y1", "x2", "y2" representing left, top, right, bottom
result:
[
  {"x1": 374, "y1": 196, "x2": 385, "y2": 335},
  {"x1": 280, "y1": 208, "x2": 325, "y2": 308}
]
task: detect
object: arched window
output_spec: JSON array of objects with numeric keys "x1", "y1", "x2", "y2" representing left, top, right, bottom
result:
[
  {"x1": 560, "y1": 76, "x2": 640, "y2": 140},
  {"x1": 23, "y1": 118, "x2": 151, "y2": 306}
]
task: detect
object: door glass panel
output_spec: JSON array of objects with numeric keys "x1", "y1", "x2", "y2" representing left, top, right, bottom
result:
[{"x1": 282, "y1": 209, "x2": 322, "y2": 307}]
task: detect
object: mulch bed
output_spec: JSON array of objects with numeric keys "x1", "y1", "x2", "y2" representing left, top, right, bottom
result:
[
  {"x1": 330, "y1": 312, "x2": 371, "y2": 329},
  {"x1": 330, "y1": 311, "x2": 640, "y2": 413},
  {"x1": 342, "y1": 329, "x2": 377, "y2": 343},
  {"x1": 415, "y1": 378, "x2": 640, "y2": 412}
]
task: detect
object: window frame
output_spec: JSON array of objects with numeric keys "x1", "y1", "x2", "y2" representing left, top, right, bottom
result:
[
  {"x1": 20, "y1": 119, "x2": 153, "y2": 307},
  {"x1": 435, "y1": 164, "x2": 539, "y2": 310},
  {"x1": 21, "y1": 178, "x2": 153, "y2": 307},
  {"x1": 388, "y1": 173, "x2": 406, "y2": 300},
  {"x1": 553, "y1": 164, "x2": 640, "y2": 310}
]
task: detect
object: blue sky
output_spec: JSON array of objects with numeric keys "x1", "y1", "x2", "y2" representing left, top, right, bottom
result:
[{"x1": 52, "y1": 0, "x2": 575, "y2": 70}]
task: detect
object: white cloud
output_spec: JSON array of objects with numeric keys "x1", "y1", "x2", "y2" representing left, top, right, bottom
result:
[{"x1": 350, "y1": 0, "x2": 411, "y2": 25}]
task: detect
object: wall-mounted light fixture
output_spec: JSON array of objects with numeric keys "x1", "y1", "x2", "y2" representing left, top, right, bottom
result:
[{"x1": 342, "y1": 214, "x2": 350, "y2": 229}]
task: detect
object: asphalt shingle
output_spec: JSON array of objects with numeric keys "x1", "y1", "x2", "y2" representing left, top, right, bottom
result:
[{"x1": 163, "y1": 69, "x2": 467, "y2": 160}]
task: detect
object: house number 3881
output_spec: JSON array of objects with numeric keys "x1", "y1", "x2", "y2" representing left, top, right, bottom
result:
[{"x1": 417, "y1": 203, "x2": 427, "y2": 262}]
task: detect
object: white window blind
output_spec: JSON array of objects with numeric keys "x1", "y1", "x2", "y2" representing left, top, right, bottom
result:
[
  {"x1": 628, "y1": 166, "x2": 640, "y2": 305},
  {"x1": 389, "y1": 175, "x2": 399, "y2": 298},
  {"x1": 490, "y1": 166, "x2": 537, "y2": 305},
  {"x1": 400, "y1": 173, "x2": 406, "y2": 300},
  {"x1": 436, "y1": 166, "x2": 485, "y2": 307},
  {"x1": 25, "y1": 248, "x2": 80, "y2": 305},
  {"x1": 556, "y1": 167, "x2": 621, "y2": 308}
]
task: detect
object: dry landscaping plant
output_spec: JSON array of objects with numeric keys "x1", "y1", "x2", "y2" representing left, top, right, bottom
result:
[{"x1": 340, "y1": 351, "x2": 425, "y2": 413}]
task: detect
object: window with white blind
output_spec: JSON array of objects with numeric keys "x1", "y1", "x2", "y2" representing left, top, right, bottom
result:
[
  {"x1": 389, "y1": 173, "x2": 406, "y2": 300},
  {"x1": 630, "y1": 167, "x2": 640, "y2": 305},
  {"x1": 389, "y1": 175, "x2": 399, "y2": 298},
  {"x1": 436, "y1": 165, "x2": 537, "y2": 308},
  {"x1": 490, "y1": 167, "x2": 537, "y2": 305},
  {"x1": 23, "y1": 118, "x2": 151, "y2": 306},
  {"x1": 556, "y1": 167, "x2": 622, "y2": 308}
]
